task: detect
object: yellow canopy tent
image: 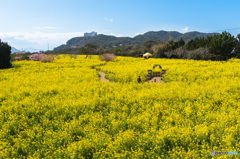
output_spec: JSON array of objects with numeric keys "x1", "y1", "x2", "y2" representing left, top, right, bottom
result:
[{"x1": 143, "y1": 53, "x2": 152, "y2": 59}]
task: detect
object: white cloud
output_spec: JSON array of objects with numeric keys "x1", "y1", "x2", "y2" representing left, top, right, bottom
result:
[
  {"x1": 135, "y1": 33, "x2": 141, "y2": 36},
  {"x1": 32, "y1": 26, "x2": 57, "y2": 30},
  {"x1": 0, "y1": 32, "x2": 84, "y2": 50},
  {"x1": 104, "y1": 17, "x2": 113, "y2": 22},
  {"x1": 182, "y1": 27, "x2": 189, "y2": 32}
]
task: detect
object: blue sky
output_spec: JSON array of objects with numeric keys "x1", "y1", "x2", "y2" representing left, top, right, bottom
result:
[{"x1": 0, "y1": 0, "x2": 240, "y2": 51}]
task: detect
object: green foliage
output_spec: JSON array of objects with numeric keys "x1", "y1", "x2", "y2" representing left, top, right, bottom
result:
[
  {"x1": 235, "y1": 34, "x2": 240, "y2": 55},
  {"x1": 104, "y1": 46, "x2": 142, "y2": 57},
  {"x1": 0, "y1": 41, "x2": 12, "y2": 69},
  {"x1": 186, "y1": 37, "x2": 211, "y2": 50},
  {"x1": 176, "y1": 38, "x2": 185, "y2": 48},
  {"x1": 84, "y1": 43, "x2": 98, "y2": 50},
  {"x1": 166, "y1": 40, "x2": 176, "y2": 50},
  {"x1": 166, "y1": 39, "x2": 185, "y2": 51},
  {"x1": 152, "y1": 39, "x2": 186, "y2": 58},
  {"x1": 79, "y1": 44, "x2": 98, "y2": 55},
  {"x1": 209, "y1": 32, "x2": 237, "y2": 60},
  {"x1": 143, "y1": 40, "x2": 158, "y2": 49}
]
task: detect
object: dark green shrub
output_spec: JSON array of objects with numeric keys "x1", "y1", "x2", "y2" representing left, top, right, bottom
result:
[{"x1": 0, "y1": 41, "x2": 12, "y2": 69}]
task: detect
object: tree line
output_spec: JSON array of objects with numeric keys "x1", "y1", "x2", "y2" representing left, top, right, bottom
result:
[
  {"x1": 48, "y1": 31, "x2": 240, "y2": 61},
  {"x1": 186, "y1": 32, "x2": 240, "y2": 60}
]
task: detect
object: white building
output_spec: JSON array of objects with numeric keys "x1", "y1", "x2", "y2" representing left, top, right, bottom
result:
[{"x1": 84, "y1": 31, "x2": 97, "y2": 37}]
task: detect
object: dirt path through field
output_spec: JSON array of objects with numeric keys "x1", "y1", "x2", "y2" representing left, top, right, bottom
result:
[
  {"x1": 98, "y1": 71, "x2": 164, "y2": 84},
  {"x1": 98, "y1": 71, "x2": 110, "y2": 83}
]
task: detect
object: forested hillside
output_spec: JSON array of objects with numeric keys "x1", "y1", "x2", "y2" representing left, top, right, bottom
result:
[{"x1": 54, "y1": 30, "x2": 214, "y2": 50}]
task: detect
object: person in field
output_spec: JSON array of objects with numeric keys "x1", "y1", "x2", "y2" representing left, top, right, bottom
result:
[{"x1": 137, "y1": 76, "x2": 141, "y2": 83}]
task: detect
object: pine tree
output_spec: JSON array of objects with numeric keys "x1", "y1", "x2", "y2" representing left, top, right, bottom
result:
[{"x1": 209, "y1": 32, "x2": 237, "y2": 60}]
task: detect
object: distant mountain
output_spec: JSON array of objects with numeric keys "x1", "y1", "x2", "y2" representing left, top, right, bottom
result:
[
  {"x1": 11, "y1": 47, "x2": 21, "y2": 53},
  {"x1": 54, "y1": 30, "x2": 216, "y2": 50},
  {"x1": 24, "y1": 48, "x2": 42, "y2": 53},
  {"x1": 11, "y1": 47, "x2": 42, "y2": 53}
]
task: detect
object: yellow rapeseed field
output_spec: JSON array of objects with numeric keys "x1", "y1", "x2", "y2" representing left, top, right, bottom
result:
[{"x1": 0, "y1": 55, "x2": 239, "y2": 158}]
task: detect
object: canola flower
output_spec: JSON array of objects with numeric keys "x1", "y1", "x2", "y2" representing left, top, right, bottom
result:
[{"x1": 0, "y1": 55, "x2": 239, "y2": 158}]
